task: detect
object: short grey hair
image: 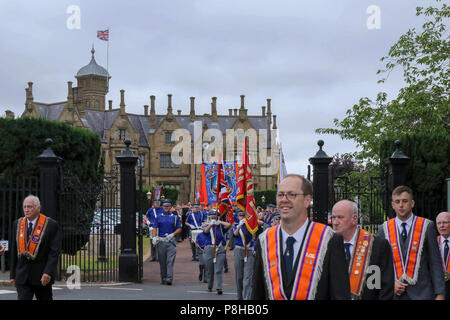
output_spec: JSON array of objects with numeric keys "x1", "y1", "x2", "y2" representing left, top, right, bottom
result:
[
  {"x1": 24, "y1": 195, "x2": 40, "y2": 207},
  {"x1": 333, "y1": 199, "x2": 358, "y2": 217}
]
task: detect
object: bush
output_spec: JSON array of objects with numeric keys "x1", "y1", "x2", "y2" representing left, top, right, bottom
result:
[
  {"x1": 0, "y1": 117, "x2": 102, "y2": 254},
  {"x1": 254, "y1": 190, "x2": 277, "y2": 208}
]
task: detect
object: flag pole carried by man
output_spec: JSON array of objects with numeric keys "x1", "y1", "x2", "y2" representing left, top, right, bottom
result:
[{"x1": 236, "y1": 138, "x2": 258, "y2": 235}]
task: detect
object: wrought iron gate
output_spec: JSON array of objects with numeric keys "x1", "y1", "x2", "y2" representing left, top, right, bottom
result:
[
  {"x1": 331, "y1": 175, "x2": 389, "y2": 234},
  {"x1": 58, "y1": 167, "x2": 120, "y2": 282}
]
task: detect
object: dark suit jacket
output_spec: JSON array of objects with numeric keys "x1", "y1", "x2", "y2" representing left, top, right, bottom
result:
[
  {"x1": 251, "y1": 221, "x2": 351, "y2": 300},
  {"x1": 378, "y1": 217, "x2": 445, "y2": 300},
  {"x1": 359, "y1": 235, "x2": 394, "y2": 300},
  {"x1": 9, "y1": 215, "x2": 61, "y2": 286}
]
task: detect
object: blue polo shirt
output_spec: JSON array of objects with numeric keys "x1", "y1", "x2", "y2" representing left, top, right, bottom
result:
[
  {"x1": 155, "y1": 211, "x2": 182, "y2": 237},
  {"x1": 195, "y1": 232, "x2": 208, "y2": 249},
  {"x1": 203, "y1": 225, "x2": 227, "y2": 246},
  {"x1": 233, "y1": 223, "x2": 255, "y2": 248},
  {"x1": 186, "y1": 211, "x2": 205, "y2": 228},
  {"x1": 145, "y1": 206, "x2": 165, "y2": 227}
]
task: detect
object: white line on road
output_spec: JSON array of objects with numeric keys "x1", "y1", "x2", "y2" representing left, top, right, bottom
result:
[
  {"x1": 187, "y1": 290, "x2": 236, "y2": 295},
  {"x1": 100, "y1": 287, "x2": 143, "y2": 291},
  {"x1": 0, "y1": 290, "x2": 15, "y2": 294}
]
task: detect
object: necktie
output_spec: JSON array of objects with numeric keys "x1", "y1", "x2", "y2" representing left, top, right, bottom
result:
[
  {"x1": 284, "y1": 236, "x2": 296, "y2": 279},
  {"x1": 401, "y1": 223, "x2": 408, "y2": 243},
  {"x1": 27, "y1": 222, "x2": 33, "y2": 242},
  {"x1": 444, "y1": 240, "x2": 449, "y2": 262},
  {"x1": 344, "y1": 243, "x2": 351, "y2": 265}
]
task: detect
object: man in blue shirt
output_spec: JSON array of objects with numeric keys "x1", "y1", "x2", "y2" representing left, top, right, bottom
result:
[
  {"x1": 145, "y1": 200, "x2": 164, "y2": 261},
  {"x1": 186, "y1": 202, "x2": 205, "y2": 261},
  {"x1": 152, "y1": 199, "x2": 182, "y2": 285},
  {"x1": 195, "y1": 230, "x2": 208, "y2": 283},
  {"x1": 233, "y1": 210, "x2": 256, "y2": 300},
  {"x1": 203, "y1": 210, "x2": 231, "y2": 295}
]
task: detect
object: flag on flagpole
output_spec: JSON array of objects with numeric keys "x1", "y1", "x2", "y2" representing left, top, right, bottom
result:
[
  {"x1": 217, "y1": 157, "x2": 234, "y2": 224},
  {"x1": 278, "y1": 147, "x2": 288, "y2": 185},
  {"x1": 236, "y1": 139, "x2": 258, "y2": 234},
  {"x1": 97, "y1": 29, "x2": 109, "y2": 41}
]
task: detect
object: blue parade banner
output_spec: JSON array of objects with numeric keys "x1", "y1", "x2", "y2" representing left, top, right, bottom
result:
[{"x1": 202, "y1": 162, "x2": 238, "y2": 204}]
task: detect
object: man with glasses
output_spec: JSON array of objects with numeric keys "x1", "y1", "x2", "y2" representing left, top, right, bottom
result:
[
  {"x1": 436, "y1": 211, "x2": 450, "y2": 299},
  {"x1": 252, "y1": 174, "x2": 350, "y2": 300},
  {"x1": 9, "y1": 195, "x2": 61, "y2": 300}
]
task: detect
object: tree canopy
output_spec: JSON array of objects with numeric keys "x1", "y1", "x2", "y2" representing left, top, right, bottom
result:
[{"x1": 316, "y1": 0, "x2": 449, "y2": 170}]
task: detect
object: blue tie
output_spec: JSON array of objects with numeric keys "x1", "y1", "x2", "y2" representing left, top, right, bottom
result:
[
  {"x1": 401, "y1": 223, "x2": 408, "y2": 243},
  {"x1": 284, "y1": 237, "x2": 296, "y2": 279},
  {"x1": 27, "y1": 222, "x2": 33, "y2": 242},
  {"x1": 444, "y1": 240, "x2": 449, "y2": 262},
  {"x1": 344, "y1": 243, "x2": 351, "y2": 265}
]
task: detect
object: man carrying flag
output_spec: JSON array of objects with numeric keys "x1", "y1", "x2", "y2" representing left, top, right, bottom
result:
[
  {"x1": 236, "y1": 139, "x2": 258, "y2": 235},
  {"x1": 217, "y1": 159, "x2": 234, "y2": 224}
]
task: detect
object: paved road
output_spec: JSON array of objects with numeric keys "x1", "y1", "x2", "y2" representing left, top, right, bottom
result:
[{"x1": 0, "y1": 238, "x2": 240, "y2": 300}]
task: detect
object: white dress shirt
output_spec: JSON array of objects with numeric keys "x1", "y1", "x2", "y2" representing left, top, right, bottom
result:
[
  {"x1": 280, "y1": 220, "x2": 308, "y2": 265},
  {"x1": 344, "y1": 229, "x2": 358, "y2": 257},
  {"x1": 395, "y1": 214, "x2": 414, "y2": 238}
]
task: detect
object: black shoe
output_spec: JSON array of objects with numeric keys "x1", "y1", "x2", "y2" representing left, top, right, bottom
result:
[
  {"x1": 217, "y1": 289, "x2": 223, "y2": 295},
  {"x1": 166, "y1": 281, "x2": 172, "y2": 286},
  {"x1": 207, "y1": 288, "x2": 212, "y2": 292},
  {"x1": 224, "y1": 268, "x2": 228, "y2": 273},
  {"x1": 198, "y1": 273, "x2": 203, "y2": 281},
  {"x1": 150, "y1": 258, "x2": 157, "y2": 262}
]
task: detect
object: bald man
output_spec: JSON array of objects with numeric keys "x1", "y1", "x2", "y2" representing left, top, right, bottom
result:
[
  {"x1": 436, "y1": 211, "x2": 450, "y2": 300},
  {"x1": 332, "y1": 200, "x2": 394, "y2": 300}
]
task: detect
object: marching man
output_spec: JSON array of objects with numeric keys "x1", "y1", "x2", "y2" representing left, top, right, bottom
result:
[
  {"x1": 202, "y1": 210, "x2": 231, "y2": 295},
  {"x1": 152, "y1": 199, "x2": 181, "y2": 285}
]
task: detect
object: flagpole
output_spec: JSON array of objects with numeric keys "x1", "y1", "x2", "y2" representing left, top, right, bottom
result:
[{"x1": 107, "y1": 27, "x2": 110, "y2": 90}]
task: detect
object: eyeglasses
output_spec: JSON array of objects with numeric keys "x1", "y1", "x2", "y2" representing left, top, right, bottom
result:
[{"x1": 276, "y1": 192, "x2": 306, "y2": 201}]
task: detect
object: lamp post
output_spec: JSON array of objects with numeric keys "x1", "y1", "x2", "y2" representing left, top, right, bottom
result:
[
  {"x1": 137, "y1": 156, "x2": 144, "y2": 282},
  {"x1": 261, "y1": 195, "x2": 266, "y2": 208}
]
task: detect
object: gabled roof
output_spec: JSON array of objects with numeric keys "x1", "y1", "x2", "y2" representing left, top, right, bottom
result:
[{"x1": 34, "y1": 102, "x2": 66, "y2": 120}]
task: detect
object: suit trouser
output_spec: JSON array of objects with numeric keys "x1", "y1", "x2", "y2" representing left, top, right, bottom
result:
[
  {"x1": 234, "y1": 246, "x2": 255, "y2": 300},
  {"x1": 204, "y1": 245, "x2": 225, "y2": 290},
  {"x1": 156, "y1": 240, "x2": 177, "y2": 283},
  {"x1": 16, "y1": 282, "x2": 53, "y2": 301}
]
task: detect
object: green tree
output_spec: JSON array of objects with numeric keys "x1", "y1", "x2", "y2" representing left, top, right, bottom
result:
[{"x1": 316, "y1": 1, "x2": 449, "y2": 171}]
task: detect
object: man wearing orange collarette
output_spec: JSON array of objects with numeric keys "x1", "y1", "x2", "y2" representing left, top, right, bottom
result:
[
  {"x1": 332, "y1": 200, "x2": 394, "y2": 300},
  {"x1": 378, "y1": 186, "x2": 445, "y2": 300},
  {"x1": 9, "y1": 195, "x2": 61, "y2": 300},
  {"x1": 436, "y1": 211, "x2": 450, "y2": 300},
  {"x1": 252, "y1": 174, "x2": 350, "y2": 300}
]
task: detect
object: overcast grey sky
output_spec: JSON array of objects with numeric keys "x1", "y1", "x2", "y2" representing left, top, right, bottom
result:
[{"x1": 0, "y1": 0, "x2": 435, "y2": 176}]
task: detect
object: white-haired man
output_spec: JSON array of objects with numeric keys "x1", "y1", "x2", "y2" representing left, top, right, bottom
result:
[
  {"x1": 332, "y1": 199, "x2": 394, "y2": 300},
  {"x1": 9, "y1": 195, "x2": 61, "y2": 300}
]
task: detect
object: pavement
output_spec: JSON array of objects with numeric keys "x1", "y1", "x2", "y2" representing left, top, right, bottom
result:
[{"x1": 0, "y1": 237, "x2": 239, "y2": 300}]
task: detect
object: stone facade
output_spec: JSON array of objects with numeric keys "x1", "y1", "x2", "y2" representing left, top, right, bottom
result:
[{"x1": 20, "y1": 48, "x2": 280, "y2": 204}]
